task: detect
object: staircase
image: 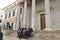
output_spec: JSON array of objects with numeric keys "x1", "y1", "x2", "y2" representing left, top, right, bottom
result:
[
  {"x1": 4, "y1": 30, "x2": 60, "y2": 40},
  {"x1": 30, "y1": 30, "x2": 60, "y2": 40}
]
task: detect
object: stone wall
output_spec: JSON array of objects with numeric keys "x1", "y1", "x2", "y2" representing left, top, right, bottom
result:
[{"x1": 50, "y1": 0, "x2": 60, "y2": 30}]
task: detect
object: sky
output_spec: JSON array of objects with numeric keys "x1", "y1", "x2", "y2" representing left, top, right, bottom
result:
[{"x1": 0, "y1": 0, "x2": 16, "y2": 9}]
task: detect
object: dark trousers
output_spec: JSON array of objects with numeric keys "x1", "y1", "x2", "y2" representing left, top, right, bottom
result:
[{"x1": 0, "y1": 32, "x2": 3, "y2": 40}]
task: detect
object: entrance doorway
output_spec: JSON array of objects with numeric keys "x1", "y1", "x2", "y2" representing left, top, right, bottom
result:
[{"x1": 40, "y1": 14, "x2": 46, "y2": 30}]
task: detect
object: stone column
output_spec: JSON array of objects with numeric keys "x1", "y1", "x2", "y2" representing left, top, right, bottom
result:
[
  {"x1": 16, "y1": 3, "x2": 21, "y2": 30},
  {"x1": 21, "y1": 7, "x2": 24, "y2": 28},
  {"x1": 23, "y1": 0, "x2": 27, "y2": 28},
  {"x1": 45, "y1": 0, "x2": 51, "y2": 30},
  {"x1": 31, "y1": 0, "x2": 36, "y2": 31}
]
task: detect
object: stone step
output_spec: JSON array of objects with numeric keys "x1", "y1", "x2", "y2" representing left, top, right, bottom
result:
[{"x1": 4, "y1": 30, "x2": 60, "y2": 40}]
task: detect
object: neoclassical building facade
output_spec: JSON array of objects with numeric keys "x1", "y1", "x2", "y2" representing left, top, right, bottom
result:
[{"x1": 3, "y1": 0, "x2": 60, "y2": 31}]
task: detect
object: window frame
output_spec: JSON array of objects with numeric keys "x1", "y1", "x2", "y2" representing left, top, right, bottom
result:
[
  {"x1": 9, "y1": 13, "x2": 11, "y2": 18},
  {"x1": 5, "y1": 14, "x2": 7, "y2": 19},
  {"x1": 13, "y1": 10, "x2": 15, "y2": 16},
  {"x1": 20, "y1": 8, "x2": 22, "y2": 14}
]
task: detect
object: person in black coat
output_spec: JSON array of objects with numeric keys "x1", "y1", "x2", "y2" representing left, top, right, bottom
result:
[{"x1": 0, "y1": 27, "x2": 3, "y2": 40}]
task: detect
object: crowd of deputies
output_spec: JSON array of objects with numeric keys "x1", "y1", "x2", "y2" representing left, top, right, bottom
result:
[
  {"x1": 17, "y1": 28, "x2": 33, "y2": 38},
  {"x1": 0, "y1": 27, "x2": 33, "y2": 40}
]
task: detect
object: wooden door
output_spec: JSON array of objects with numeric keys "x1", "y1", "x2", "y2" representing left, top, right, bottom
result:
[{"x1": 40, "y1": 14, "x2": 46, "y2": 30}]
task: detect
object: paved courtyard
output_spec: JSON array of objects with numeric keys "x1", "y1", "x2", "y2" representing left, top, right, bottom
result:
[{"x1": 3, "y1": 30, "x2": 60, "y2": 40}]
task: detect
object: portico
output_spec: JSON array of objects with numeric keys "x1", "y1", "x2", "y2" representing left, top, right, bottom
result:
[{"x1": 21, "y1": 0, "x2": 51, "y2": 31}]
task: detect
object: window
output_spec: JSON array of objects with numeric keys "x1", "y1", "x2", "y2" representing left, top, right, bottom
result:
[
  {"x1": 13, "y1": 11, "x2": 15, "y2": 16},
  {"x1": 5, "y1": 14, "x2": 7, "y2": 19},
  {"x1": 4, "y1": 24, "x2": 5, "y2": 29},
  {"x1": 1, "y1": 15, "x2": 3, "y2": 17},
  {"x1": 11, "y1": 23, "x2": 13, "y2": 29},
  {"x1": 6, "y1": 22, "x2": 11, "y2": 29},
  {"x1": 20, "y1": 8, "x2": 22, "y2": 13},
  {"x1": 9, "y1": 13, "x2": 11, "y2": 18},
  {"x1": 0, "y1": 20, "x2": 2, "y2": 23}
]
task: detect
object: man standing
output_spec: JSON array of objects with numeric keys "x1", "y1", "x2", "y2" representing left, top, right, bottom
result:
[{"x1": 0, "y1": 27, "x2": 3, "y2": 40}]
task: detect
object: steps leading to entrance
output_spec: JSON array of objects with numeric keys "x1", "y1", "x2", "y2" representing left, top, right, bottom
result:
[
  {"x1": 3, "y1": 29, "x2": 60, "y2": 40},
  {"x1": 30, "y1": 30, "x2": 60, "y2": 40},
  {"x1": 4, "y1": 29, "x2": 17, "y2": 36}
]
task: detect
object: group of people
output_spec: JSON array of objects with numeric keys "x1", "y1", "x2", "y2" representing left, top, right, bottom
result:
[
  {"x1": 0, "y1": 27, "x2": 33, "y2": 40},
  {"x1": 17, "y1": 28, "x2": 33, "y2": 38}
]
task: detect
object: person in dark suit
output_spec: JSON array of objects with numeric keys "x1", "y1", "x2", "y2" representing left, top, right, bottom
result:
[{"x1": 0, "y1": 27, "x2": 3, "y2": 40}]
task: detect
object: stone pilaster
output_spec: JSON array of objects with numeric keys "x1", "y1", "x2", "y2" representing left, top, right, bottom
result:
[
  {"x1": 23, "y1": 0, "x2": 27, "y2": 28},
  {"x1": 44, "y1": 0, "x2": 52, "y2": 30},
  {"x1": 16, "y1": 3, "x2": 21, "y2": 30},
  {"x1": 31, "y1": 0, "x2": 36, "y2": 31}
]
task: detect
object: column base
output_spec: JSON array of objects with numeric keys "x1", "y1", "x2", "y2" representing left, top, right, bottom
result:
[{"x1": 44, "y1": 27, "x2": 52, "y2": 31}]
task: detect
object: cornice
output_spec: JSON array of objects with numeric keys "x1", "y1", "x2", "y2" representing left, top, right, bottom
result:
[{"x1": 3, "y1": 0, "x2": 24, "y2": 11}]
